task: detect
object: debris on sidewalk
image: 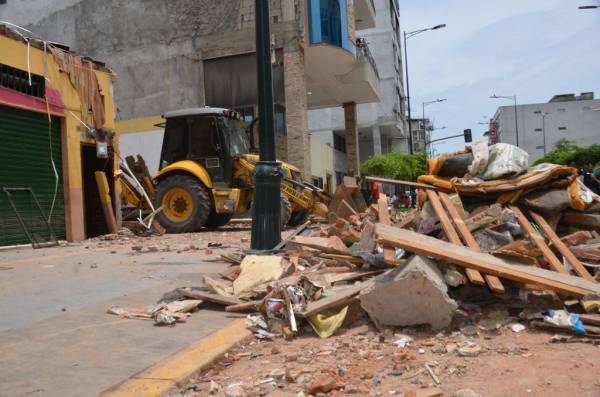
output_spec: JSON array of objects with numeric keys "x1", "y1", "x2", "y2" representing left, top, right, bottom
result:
[{"x1": 113, "y1": 143, "x2": 600, "y2": 396}]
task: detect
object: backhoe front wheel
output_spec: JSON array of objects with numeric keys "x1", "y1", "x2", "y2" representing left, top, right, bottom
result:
[{"x1": 155, "y1": 175, "x2": 211, "y2": 233}]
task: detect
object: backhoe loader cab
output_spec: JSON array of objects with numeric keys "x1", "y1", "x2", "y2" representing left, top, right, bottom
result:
[{"x1": 153, "y1": 107, "x2": 327, "y2": 233}]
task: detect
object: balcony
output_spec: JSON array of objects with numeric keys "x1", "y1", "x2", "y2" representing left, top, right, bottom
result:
[
  {"x1": 305, "y1": 37, "x2": 381, "y2": 109},
  {"x1": 354, "y1": 0, "x2": 376, "y2": 30}
]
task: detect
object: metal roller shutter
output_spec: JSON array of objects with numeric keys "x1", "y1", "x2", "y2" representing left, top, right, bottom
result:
[{"x1": 0, "y1": 105, "x2": 66, "y2": 246}]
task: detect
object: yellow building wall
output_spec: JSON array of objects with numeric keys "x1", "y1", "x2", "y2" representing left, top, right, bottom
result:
[
  {"x1": 0, "y1": 33, "x2": 117, "y2": 241},
  {"x1": 310, "y1": 138, "x2": 336, "y2": 194}
]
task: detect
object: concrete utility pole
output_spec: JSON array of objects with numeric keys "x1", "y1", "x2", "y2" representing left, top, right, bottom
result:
[{"x1": 251, "y1": 0, "x2": 282, "y2": 249}]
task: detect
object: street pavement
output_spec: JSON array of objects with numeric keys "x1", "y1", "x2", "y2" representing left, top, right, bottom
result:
[{"x1": 0, "y1": 233, "x2": 245, "y2": 397}]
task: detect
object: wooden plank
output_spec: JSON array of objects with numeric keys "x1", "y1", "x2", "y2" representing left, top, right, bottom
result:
[
  {"x1": 323, "y1": 269, "x2": 385, "y2": 284},
  {"x1": 426, "y1": 190, "x2": 486, "y2": 286},
  {"x1": 273, "y1": 222, "x2": 310, "y2": 250},
  {"x1": 383, "y1": 246, "x2": 398, "y2": 266},
  {"x1": 579, "y1": 313, "x2": 600, "y2": 327},
  {"x1": 530, "y1": 210, "x2": 595, "y2": 282},
  {"x1": 377, "y1": 194, "x2": 391, "y2": 225},
  {"x1": 375, "y1": 223, "x2": 600, "y2": 298},
  {"x1": 319, "y1": 253, "x2": 365, "y2": 265},
  {"x1": 94, "y1": 171, "x2": 119, "y2": 234},
  {"x1": 289, "y1": 236, "x2": 350, "y2": 255},
  {"x1": 365, "y1": 176, "x2": 442, "y2": 191},
  {"x1": 177, "y1": 288, "x2": 243, "y2": 306},
  {"x1": 225, "y1": 301, "x2": 261, "y2": 313},
  {"x1": 509, "y1": 205, "x2": 568, "y2": 274},
  {"x1": 296, "y1": 279, "x2": 376, "y2": 318},
  {"x1": 358, "y1": 220, "x2": 376, "y2": 253},
  {"x1": 438, "y1": 192, "x2": 505, "y2": 293}
]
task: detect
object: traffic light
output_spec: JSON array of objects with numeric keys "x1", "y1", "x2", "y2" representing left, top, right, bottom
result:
[{"x1": 464, "y1": 129, "x2": 472, "y2": 143}]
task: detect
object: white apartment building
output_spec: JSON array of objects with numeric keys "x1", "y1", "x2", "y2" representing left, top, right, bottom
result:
[{"x1": 491, "y1": 92, "x2": 600, "y2": 162}]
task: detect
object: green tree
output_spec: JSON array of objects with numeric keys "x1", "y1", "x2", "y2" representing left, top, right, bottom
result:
[
  {"x1": 533, "y1": 139, "x2": 600, "y2": 167},
  {"x1": 360, "y1": 151, "x2": 426, "y2": 181}
]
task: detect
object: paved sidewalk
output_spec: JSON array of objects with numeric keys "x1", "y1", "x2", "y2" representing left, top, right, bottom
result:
[{"x1": 0, "y1": 235, "x2": 245, "y2": 397}]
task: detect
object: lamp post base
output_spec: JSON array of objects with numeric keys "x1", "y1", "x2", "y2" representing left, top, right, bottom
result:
[{"x1": 251, "y1": 161, "x2": 283, "y2": 250}]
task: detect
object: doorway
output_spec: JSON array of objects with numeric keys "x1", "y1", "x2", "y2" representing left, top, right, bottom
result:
[{"x1": 81, "y1": 144, "x2": 114, "y2": 238}]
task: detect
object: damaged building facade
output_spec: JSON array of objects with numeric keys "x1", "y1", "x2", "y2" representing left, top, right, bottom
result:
[
  {"x1": 0, "y1": 24, "x2": 118, "y2": 246},
  {"x1": 309, "y1": 0, "x2": 408, "y2": 184},
  {"x1": 0, "y1": 0, "x2": 381, "y2": 191}
]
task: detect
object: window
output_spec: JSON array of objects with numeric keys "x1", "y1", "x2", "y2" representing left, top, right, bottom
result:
[
  {"x1": 190, "y1": 117, "x2": 220, "y2": 159},
  {"x1": 535, "y1": 128, "x2": 542, "y2": 132},
  {"x1": 0, "y1": 63, "x2": 45, "y2": 98},
  {"x1": 558, "y1": 127, "x2": 567, "y2": 131},
  {"x1": 312, "y1": 177, "x2": 324, "y2": 188},
  {"x1": 533, "y1": 110, "x2": 542, "y2": 114},
  {"x1": 274, "y1": 104, "x2": 287, "y2": 135},
  {"x1": 333, "y1": 133, "x2": 346, "y2": 153},
  {"x1": 557, "y1": 108, "x2": 566, "y2": 113},
  {"x1": 335, "y1": 171, "x2": 345, "y2": 186},
  {"x1": 319, "y1": 0, "x2": 342, "y2": 47}
]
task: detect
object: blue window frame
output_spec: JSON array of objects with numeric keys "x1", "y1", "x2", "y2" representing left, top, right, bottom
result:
[
  {"x1": 308, "y1": 0, "x2": 355, "y2": 54},
  {"x1": 320, "y1": 0, "x2": 342, "y2": 47}
]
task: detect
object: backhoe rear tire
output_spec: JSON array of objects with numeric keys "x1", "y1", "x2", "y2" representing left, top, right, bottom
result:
[{"x1": 155, "y1": 175, "x2": 211, "y2": 233}]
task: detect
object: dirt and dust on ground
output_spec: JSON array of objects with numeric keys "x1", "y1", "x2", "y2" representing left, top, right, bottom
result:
[
  {"x1": 112, "y1": 144, "x2": 600, "y2": 396},
  {"x1": 173, "y1": 315, "x2": 600, "y2": 397}
]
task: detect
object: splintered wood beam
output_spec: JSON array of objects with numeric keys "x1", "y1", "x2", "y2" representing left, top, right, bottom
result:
[
  {"x1": 438, "y1": 192, "x2": 505, "y2": 293},
  {"x1": 509, "y1": 205, "x2": 568, "y2": 274},
  {"x1": 377, "y1": 194, "x2": 391, "y2": 225},
  {"x1": 365, "y1": 176, "x2": 442, "y2": 191},
  {"x1": 375, "y1": 223, "x2": 600, "y2": 298},
  {"x1": 529, "y1": 210, "x2": 595, "y2": 282},
  {"x1": 426, "y1": 189, "x2": 485, "y2": 286}
]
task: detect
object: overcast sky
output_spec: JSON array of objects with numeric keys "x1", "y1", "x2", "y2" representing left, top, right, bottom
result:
[{"x1": 400, "y1": 0, "x2": 600, "y2": 154}]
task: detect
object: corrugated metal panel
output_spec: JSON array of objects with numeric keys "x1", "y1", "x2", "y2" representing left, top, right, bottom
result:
[{"x1": 0, "y1": 105, "x2": 66, "y2": 246}]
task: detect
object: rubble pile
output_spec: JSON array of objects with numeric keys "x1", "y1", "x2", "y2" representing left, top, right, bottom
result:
[
  {"x1": 117, "y1": 144, "x2": 600, "y2": 393},
  {"x1": 165, "y1": 144, "x2": 600, "y2": 343}
]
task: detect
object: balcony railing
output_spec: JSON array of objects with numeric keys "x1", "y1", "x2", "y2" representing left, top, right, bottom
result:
[{"x1": 356, "y1": 38, "x2": 380, "y2": 80}]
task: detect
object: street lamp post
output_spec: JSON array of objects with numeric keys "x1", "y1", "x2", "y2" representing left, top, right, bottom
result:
[
  {"x1": 421, "y1": 98, "x2": 446, "y2": 155},
  {"x1": 403, "y1": 24, "x2": 446, "y2": 154},
  {"x1": 250, "y1": 0, "x2": 282, "y2": 249},
  {"x1": 427, "y1": 126, "x2": 446, "y2": 158},
  {"x1": 541, "y1": 112, "x2": 549, "y2": 155},
  {"x1": 490, "y1": 94, "x2": 520, "y2": 147}
]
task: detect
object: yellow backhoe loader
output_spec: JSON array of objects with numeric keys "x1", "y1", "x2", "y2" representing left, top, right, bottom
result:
[{"x1": 126, "y1": 107, "x2": 328, "y2": 233}]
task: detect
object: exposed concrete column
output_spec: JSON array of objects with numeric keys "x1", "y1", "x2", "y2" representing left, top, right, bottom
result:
[
  {"x1": 283, "y1": 50, "x2": 311, "y2": 178},
  {"x1": 372, "y1": 124, "x2": 382, "y2": 156},
  {"x1": 343, "y1": 102, "x2": 359, "y2": 175}
]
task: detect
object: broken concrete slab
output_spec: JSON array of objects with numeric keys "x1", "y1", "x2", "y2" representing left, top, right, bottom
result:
[
  {"x1": 233, "y1": 255, "x2": 286, "y2": 296},
  {"x1": 359, "y1": 255, "x2": 458, "y2": 330}
]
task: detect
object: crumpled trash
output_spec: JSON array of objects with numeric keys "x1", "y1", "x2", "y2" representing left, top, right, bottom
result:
[
  {"x1": 544, "y1": 309, "x2": 586, "y2": 335},
  {"x1": 246, "y1": 314, "x2": 279, "y2": 339},
  {"x1": 393, "y1": 334, "x2": 414, "y2": 348}
]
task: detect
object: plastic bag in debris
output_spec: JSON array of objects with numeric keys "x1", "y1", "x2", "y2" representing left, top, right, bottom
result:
[
  {"x1": 307, "y1": 306, "x2": 348, "y2": 338},
  {"x1": 477, "y1": 143, "x2": 529, "y2": 180},
  {"x1": 544, "y1": 309, "x2": 586, "y2": 335}
]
